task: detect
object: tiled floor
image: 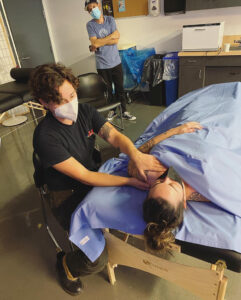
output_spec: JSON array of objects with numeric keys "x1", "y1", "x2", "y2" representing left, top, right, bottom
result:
[{"x1": 0, "y1": 100, "x2": 240, "y2": 300}]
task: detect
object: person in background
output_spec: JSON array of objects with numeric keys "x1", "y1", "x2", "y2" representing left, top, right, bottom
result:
[
  {"x1": 30, "y1": 63, "x2": 163, "y2": 296},
  {"x1": 85, "y1": 0, "x2": 136, "y2": 121}
]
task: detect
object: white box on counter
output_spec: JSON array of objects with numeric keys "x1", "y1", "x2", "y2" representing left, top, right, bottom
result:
[{"x1": 182, "y1": 22, "x2": 224, "y2": 51}]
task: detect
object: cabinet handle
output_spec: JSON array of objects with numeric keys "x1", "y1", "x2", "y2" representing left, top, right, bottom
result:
[
  {"x1": 187, "y1": 59, "x2": 197, "y2": 63},
  {"x1": 199, "y1": 69, "x2": 202, "y2": 79},
  {"x1": 21, "y1": 57, "x2": 30, "y2": 60}
]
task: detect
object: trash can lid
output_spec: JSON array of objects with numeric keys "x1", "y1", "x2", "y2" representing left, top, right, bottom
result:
[{"x1": 163, "y1": 52, "x2": 179, "y2": 59}]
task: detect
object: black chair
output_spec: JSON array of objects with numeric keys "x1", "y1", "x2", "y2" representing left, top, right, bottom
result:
[
  {"x1": 32, "y1": 148, "x2": 102, "y2": 253},
  {"x1": 33, "y1": 151, "x2": 63, "y2": 252},
  {"x1": 32, "y1": 151, "x2": 78, "y2": 253},
  {"x1": 77, "y1": 73, "x2": 124, "y2": 130}
]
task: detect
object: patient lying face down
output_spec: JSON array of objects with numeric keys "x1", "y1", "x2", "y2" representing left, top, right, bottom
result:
[{"x1": 128, "y1": 122, "x2": 209, "y2": 253}]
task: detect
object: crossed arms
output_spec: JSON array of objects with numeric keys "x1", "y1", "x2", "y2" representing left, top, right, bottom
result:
[{"x1": 89, "y1": 30, "x2": 120, "y2": 51}]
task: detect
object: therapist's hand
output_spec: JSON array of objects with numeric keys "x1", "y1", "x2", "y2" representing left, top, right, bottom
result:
[
  {"x1": 128, "y1": 159, "x2": 138, "y2": 179},
  {"x1": 131, "y1": 152, "x2": 165, "y2": 182},
  {"x1": 128, "y1": 177, "x2": 150, "y2": 190},
  {"x1": 174, "y1": 122, "x2": 203, "y2": 135}
]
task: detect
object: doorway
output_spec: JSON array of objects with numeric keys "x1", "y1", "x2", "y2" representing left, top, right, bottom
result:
[{"x1": 2, "y1": 0, "x2": 55, "y2": 68}]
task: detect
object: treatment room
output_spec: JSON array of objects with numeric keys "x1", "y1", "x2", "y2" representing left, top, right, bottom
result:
[{"x1": 1, "y1": 0, "x2": 241, "y2": 299}]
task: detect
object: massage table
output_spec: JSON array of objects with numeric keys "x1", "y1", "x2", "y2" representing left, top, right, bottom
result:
[
  {"x1": 0, "y1": 93, "x2": 23, "y2": 123},
  {"x1": 104, "y1": 231, "x2": 229, "y2": 300},
  {"x1": 69, "y1": 82, "x2": 241, "y2": 299},
  {"x1": 0, "y1": 68, "x2": 35, "y2": 126}
]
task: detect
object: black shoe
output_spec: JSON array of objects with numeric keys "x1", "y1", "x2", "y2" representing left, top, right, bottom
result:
[
  {"x1": 56, "y1": 251, "x2": 83, "y2": 296},
  {"x1": 123, "y1": 111, "x2": 136, "y2": 121}
]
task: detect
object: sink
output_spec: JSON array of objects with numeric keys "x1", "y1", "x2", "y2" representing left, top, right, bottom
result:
[{"x1": 230, "y1": 46, "x2": 241, "y2": 51}]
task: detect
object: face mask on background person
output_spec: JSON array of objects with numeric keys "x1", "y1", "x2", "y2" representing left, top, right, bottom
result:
[
  {"x1": 54, "y1": 97, "x2": 78, "y2": 122},
  {"x1": 90, "y1": 6, "x2": 101, "y2": 19}
]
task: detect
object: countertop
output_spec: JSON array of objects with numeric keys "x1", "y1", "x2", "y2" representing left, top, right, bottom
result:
[{"x1": 178, "y1": 50, "x2": 241, "y2": 56}]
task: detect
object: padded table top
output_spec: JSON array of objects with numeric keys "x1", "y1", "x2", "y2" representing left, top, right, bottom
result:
[
  {"x1": 176, "y1": 239, "x2": 241, "y2": 273},
  {"x1": 0, "y1": 81, "x2": 31, "y2": 102},
  {"x1": 0, "y1": 93, "x2": 23, "y2": 113}
]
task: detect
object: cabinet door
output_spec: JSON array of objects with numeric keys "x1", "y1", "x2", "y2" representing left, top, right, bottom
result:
[
  {"x1": 178, "y1": 66, "x2": 204, "y2": 97},
  {"x1": 186, "y1": 0, "x2": 241, "y2": 11},
  {"x1": 205, "y1": 66, "x2": 241, "y2": 86}
]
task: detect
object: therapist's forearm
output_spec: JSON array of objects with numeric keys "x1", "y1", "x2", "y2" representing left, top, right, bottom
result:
[
  {"x1": 111, "y1": 132, "x2": 139, "y2": 161},
  {"x1": 80, "y1": 170, "x2": 132, "y2": 187},
  {"x1": 54, "y1": 157, "x2": 132, "y2": 187}
]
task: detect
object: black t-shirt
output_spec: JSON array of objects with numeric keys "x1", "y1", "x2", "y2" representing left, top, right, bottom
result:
[{"x1": 33, "y1": 103, "x2": 106, "y2": 191}]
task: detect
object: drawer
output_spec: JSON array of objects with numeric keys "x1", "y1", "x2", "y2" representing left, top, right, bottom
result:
[
  {"x1": 205, "y1": 56, "x2": 241, "y2": 67},
  {"x1": 205, "y1": 66, "x2": 241, "y2": 86},
  {"x1": 179, "y1": 57, "x2": 206, "y2": 66}
]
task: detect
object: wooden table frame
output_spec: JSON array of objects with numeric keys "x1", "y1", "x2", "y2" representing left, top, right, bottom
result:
[{"x1": 105, "y1": 231, "x2": 227, "y2": 300}]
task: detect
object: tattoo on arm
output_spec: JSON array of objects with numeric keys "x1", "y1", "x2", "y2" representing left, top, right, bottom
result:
[
  {"x1": 138, "y1": 139, "x2": 155, "y2": 154},
  {"x1": 99, "y1": 123, "x2": 113, "y2": 141},
  {"x1": 188, "y1": 192, "x2": 210, "y2": 202},
  {"x1": 138, "y1": 131, "x2": 173, "y2": 154}
]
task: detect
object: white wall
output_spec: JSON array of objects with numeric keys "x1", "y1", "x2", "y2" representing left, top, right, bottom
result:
[
  {"x1": 43, "y1": 0, "x2": 93, "y2": 74},
  {"x1": 43, "y1": 0, "x2": 241, "y2": 75}
]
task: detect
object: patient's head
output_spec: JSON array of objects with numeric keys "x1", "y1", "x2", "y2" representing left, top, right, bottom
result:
[
  {"x1": 30, "y1": 63, "x2": 79, "y2": 105},
  {"x1": 143, "y1": 167, "x2": 185, "y2": 253}
]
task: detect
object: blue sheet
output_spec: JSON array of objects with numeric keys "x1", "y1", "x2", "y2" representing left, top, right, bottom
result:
[{"x1": 70, "y1": 82, "x2": 241, "y2": 262}]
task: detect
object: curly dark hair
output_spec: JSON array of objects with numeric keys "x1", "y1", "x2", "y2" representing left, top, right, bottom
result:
[
  {"x1": 143, "y1": 196, "x2": 184, "y2": 254},
  {"x1": 29, "y1": 63, "x2": 79, "y2": 104}
]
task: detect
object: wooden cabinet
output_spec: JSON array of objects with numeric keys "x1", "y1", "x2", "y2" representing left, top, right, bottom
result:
[
  {"x1": 186, "y1": 0, "x2": 241, "y2": 11},
  {"x1": 178, "y1": 55, "x2": 241, "y2": 97},
  {"x1": 179, "y1": 57, "x2": 205, "y2": 96}
]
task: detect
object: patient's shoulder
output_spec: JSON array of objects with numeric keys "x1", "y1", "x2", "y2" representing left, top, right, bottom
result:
[{"x1": 188, "y1": 191, "x2": 210, "y2": 202}]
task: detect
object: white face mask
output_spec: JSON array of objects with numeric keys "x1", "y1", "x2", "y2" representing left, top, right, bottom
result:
[{"x1": 54, "y1": 97, "x2": 78, "y2": 122}]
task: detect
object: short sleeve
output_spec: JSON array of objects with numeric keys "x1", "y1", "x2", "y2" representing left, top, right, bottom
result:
[
  {"x1": 86, "y1": 21, "x2": 96, "y2": 38},
  {"x1": 109, "y1": 16, "x2": 117, "y2": 33},
  {"x1": 86, "y1": 104, "x2": 106, "y2": 134},
  {"x1": 34, "y1": 132, "x2": 71, "y2": 168}
]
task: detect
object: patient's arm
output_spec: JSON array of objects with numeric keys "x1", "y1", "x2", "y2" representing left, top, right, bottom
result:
[
  {"x1": 139, "y1": 122, "x2": 203, "y2": 154},
  {"x1": 128, "y1": 122, "x2": 203, "y2": 178}
]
